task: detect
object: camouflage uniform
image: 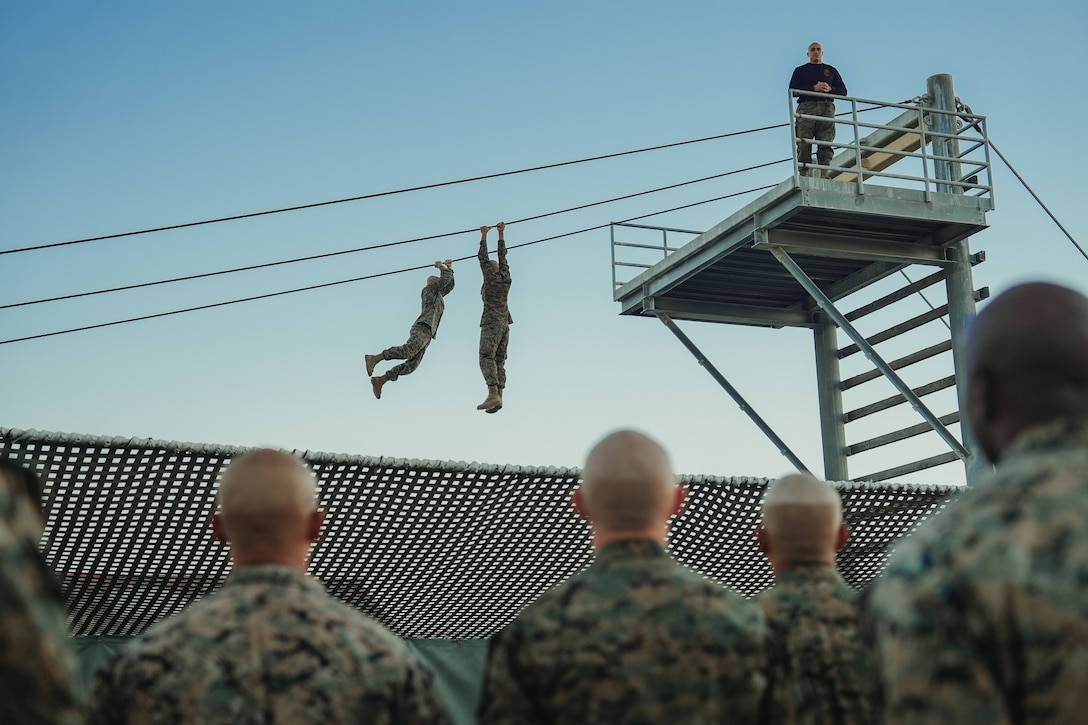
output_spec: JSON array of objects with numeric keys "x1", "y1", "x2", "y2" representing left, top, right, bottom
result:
[
  {"x1": 382, "y1": 266, "x2": 455, "y2": 381},
  {"x1": 0, "y1": 470, "x2": 81, "y2": 725},
  {"x1": 89, "y1": 565, "x2": 449, "y2": 724},
  {"x1": 478, "y1": 237, "x2": 512, "y2": 390},
  {"x1": 755, "y1": 565, "x2": 881, "y2": 725},
  {"x1": 477, "y1": 539, "x2": 768, "y2": 724},
  {"x1": 869, "y1": 416, "x2": 1088, "y2": 724},
  {"x1": 795, "y1": 101, "x2": 837, "y2": 167}
]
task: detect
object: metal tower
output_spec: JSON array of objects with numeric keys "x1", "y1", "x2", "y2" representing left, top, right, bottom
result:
[{"x1": 611, "y1": 74, "x2": 992, "y2": 484}]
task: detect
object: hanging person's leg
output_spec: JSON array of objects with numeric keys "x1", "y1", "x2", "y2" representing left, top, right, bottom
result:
[{"x1": 371, "y1": 322, "x2": 432, "y2": 399}]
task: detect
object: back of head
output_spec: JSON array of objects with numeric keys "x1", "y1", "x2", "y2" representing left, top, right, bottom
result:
[
  {"x1": 216, "y1": 449, "x2": 319, "y2": 566},
  {"x1": 579, "y1": 430, "x2": 678, "y2": 535},
  {"x1": 761, "y1": 473, "x2": 843, "y2": 570},
  {"x1": 968, "y1": 282, "x2": 1088, "y2": 461}
]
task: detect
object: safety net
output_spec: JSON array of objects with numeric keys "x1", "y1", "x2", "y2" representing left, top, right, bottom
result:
[{"x1": 1, "y1": 427, "x2": 959, "y2": 639}]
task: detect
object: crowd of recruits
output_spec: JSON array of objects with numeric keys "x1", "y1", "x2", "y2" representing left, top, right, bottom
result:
[{"x1": 2, "y1": 279, "x2": 1088, "y2": 723}]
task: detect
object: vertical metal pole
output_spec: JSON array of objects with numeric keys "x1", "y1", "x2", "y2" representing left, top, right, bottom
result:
[
  {"x1": 813, "y1": 313, "x2": 849, "y2": 481},
  {"x1": 769, "y1": 245, "x2": 972, "y2": 462},
  {"x1": 789, "y1": 90, "x2": 801, "y2": 181},
  {"x1": 927, "y1": 73, "x2": 989, "y2": 485},
  {"x1": 610, "y1": 224, "x2": 617, "y2": 290}
]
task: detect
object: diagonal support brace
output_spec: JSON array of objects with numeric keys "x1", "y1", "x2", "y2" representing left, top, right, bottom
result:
[
  {"x1": 766, "y1": 246, "x2": 972, "y2": 463},
  {"x1": 655, "y1": 311, "x2": 812, "y2": 474}
]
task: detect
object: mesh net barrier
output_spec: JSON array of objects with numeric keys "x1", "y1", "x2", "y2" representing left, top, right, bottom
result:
[{"x1": 1, "y1": 427, "x2": 959, "y2": 639}]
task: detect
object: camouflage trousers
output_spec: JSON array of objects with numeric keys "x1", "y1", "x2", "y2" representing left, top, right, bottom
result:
[
  {"x1": 381, "y1": 322, "x2": 432, "y2": 381},
  {"x1": 479, "y1": 319, "x2": 509, "y2": 389},
  {"x1": 795, "y1": 101, "x2": 836, "y2": 166}
]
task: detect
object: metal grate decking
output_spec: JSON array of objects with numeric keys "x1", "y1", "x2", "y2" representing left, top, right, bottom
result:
[
  {"x1": 615, "y1": 178, "x2": 990, "y2": 327},
  {"x1": 2, "y1": 427, "x2": 957, "y2": 639}
]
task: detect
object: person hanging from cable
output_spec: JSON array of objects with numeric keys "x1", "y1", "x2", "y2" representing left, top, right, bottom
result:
[
  {"x1": 365, "y1": 259, "x2": 455, "y2": 399},
  {"x1": 476, "y1": 223, "x2": 512, "y2": 413}
]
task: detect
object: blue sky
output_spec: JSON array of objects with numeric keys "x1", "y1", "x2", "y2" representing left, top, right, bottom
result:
[{"x1": 2, "y1": 1, "x2": 1086, "y2": 485}]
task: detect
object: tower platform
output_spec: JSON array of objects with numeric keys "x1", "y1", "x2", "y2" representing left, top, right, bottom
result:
[
  {"x1": 611, "y1": 81, "x2": 995, "y2": 483},
  {"x1": 614, "y1": 175, "x2": 991, "y2": 328}
]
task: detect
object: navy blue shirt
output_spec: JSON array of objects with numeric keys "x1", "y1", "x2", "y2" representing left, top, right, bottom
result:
[{"x1": 789, "y1": 62, "x2": 847, "y2": 103}]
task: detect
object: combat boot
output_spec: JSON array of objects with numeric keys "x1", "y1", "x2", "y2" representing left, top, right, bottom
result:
[
  {"x1": 477, "y1": 386, "x2": 502, "y2": 412},
  {"x1": 365, "y1": 353, "x2": 383, "y2": 376},
  {"x1": 486, "y1": 387, "x2": 503, "y2": 414},
  {"x1": 371, "y1": 375, "x2": 387, "y2": 400}
]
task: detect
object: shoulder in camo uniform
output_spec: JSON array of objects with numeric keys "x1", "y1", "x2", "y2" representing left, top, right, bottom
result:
[
  {"x1": 478, "y1": 430, "x2": 768, "y2": 723},
  {"x1": 870, "y1": 282, "x2": 1088, "y2": 723},
  {"x1": 89, "y1": 448, "x2": 450, "y2": 725},
  {"x1": 0, "y1": 459, "x2": 82, "y2": 725}
]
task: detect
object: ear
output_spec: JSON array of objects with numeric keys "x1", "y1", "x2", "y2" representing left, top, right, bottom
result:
[
  {"x1": 755, "y1": 526, "x2": 770, "y2": 555},
  {"x1": 670, "y1": 485, "x2": 688, "y2": 518},
  {"x1": 834, "y1": 523, "x2": 850, "y2": 552},
  {"x1": 307, "y1": 510, "x2": 326, "y2": 544},
  {"x1": 211, "y1": 513, "x2": 228, "y2": 545},
  {"x1": 571, "y1": 489, "x2": 590, "y2": 521}
]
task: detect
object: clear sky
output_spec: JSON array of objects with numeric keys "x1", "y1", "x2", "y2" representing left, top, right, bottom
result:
[{"x1": 2, "y1": 1, "x2": 1086, "y2": 485}]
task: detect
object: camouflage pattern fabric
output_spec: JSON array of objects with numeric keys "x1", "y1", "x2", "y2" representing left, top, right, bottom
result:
[
  {"x1": 478, "y1": 237, "x2": 512, "y2": 389},
  {"x1": 0, "y1": 471, "x2": 82, "y2": 725},
  {"x1": 795, "y1": 101, "x2": 836, "y2": 166},
  {"x1": 89, "y1": 565, "x2": 449, "y2": 725},
  {"x1": 477, "y1": 539, "x2": 768, "y2": 724},
  {"x1": 382, "y1": 322, "x2": 433, "y2": 382},
  {"x1": 412, "y1": 266, "x2": 455, "y2": 338},
  {"x1": 478, "y1": 238, "x2": 512, "y2": 327},
  {"x1": 869, "y1": 416, "x2": 1088, "y2": 724},
  {"x1": 478, "y1": 322, "x2": 509, "y2": 389},
  {"x1": 756, "y1": 565, "x2": 881, "y2": 725}
]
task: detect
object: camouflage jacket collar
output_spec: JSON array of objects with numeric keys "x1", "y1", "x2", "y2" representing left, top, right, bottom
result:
[
  {"x1": 775, "y1": 563, "x2": 846, "y2": 588},
  {"x1": 1003, "y1": 416, "x2": 1088, "y2": 463},
  {"x1": 593, "y1": 539, "x2": 669, "y2": 567},
  {"x1": 224, "y1": 564, "x2": 323, "y2": 593}
]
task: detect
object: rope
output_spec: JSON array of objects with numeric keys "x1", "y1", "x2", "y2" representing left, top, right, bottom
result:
[
  {"x1": 0, "y1": 184, "x2": 774, "y2": 346},
  {"x1": 2, "y1": 160, "x2": 787, "y2": 311},
  {"x1": 989, "y1": 139, "x2": 1088, "y2": 263},
  {"x1": 0, "y1": 125, "x2": 789, "y2": 256}
]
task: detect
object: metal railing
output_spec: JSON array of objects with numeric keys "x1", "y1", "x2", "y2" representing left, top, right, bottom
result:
[
  {"x1": 789, "y1": 89, "x2": 994, "y2": 204},
  {"x1": 610, "y1": 222, "x2": 702, "y2": 289}
]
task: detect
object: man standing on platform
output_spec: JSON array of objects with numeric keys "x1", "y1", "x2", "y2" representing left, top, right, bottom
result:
[
  {"x1": 478, "y1": 429, "x2": 768, "y2": 723},
  {"x1": 789, "y1": 42, "x2": 848, "y2": 178},
  {"x1": 476, "y1": 222, "x2": 512, "y2": 414},
  {"x1": 90, "y1": 449, "x2": 448, "y2": 724},
  {"x1": 870, "y1": 282, "x2": 1088, "y2": 723},
  {"x1": 366, "y1": 260, "x2": 455, "y2": 400},
  {"x1": 755, "y1": 473, "x2": 881, "y2": 724}
]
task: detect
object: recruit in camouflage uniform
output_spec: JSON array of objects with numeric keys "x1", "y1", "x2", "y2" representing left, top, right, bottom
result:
[
  {"x1": 870, "y1": 417, "x2": 1088, "y2": 723},
  {"x1": 476, "y1": 223, "x2": 512, "y2": 413},
  {"x1": 90, "y1": 566, "x2": 449, "y2": 724},
  {"x1": 0, "y1": 462, "x2": 82, "y2": 725},
  {"x1": 870, "y1": 282, "x2": 1088, "y2": 723},
  {"x1": 367, "y1": 260, "x2": 455, "y2": 400},
  {"x1": 478, "y1": 539, "x2": 769, "y2": 723},
  {"x1": 479, "y1": 430, "x2": 767, "y2": 723},
  {"x1": 756, "y1": 566, "x2": 881, "y2": 724}
]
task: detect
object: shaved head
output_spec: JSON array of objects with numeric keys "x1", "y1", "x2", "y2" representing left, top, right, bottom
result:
[
  {"x1": 759, "y1": 473, "x2": 846, "y2": 572},
  {"x1": 215, "y1": 449, "x2": 322, "y2": 567},
  {"x1": 967, "y1": 282, "x2": 1088, "y2": 462},
  {"x1": 578, "y1": 430, "x2": 680, "y2": 535}
]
